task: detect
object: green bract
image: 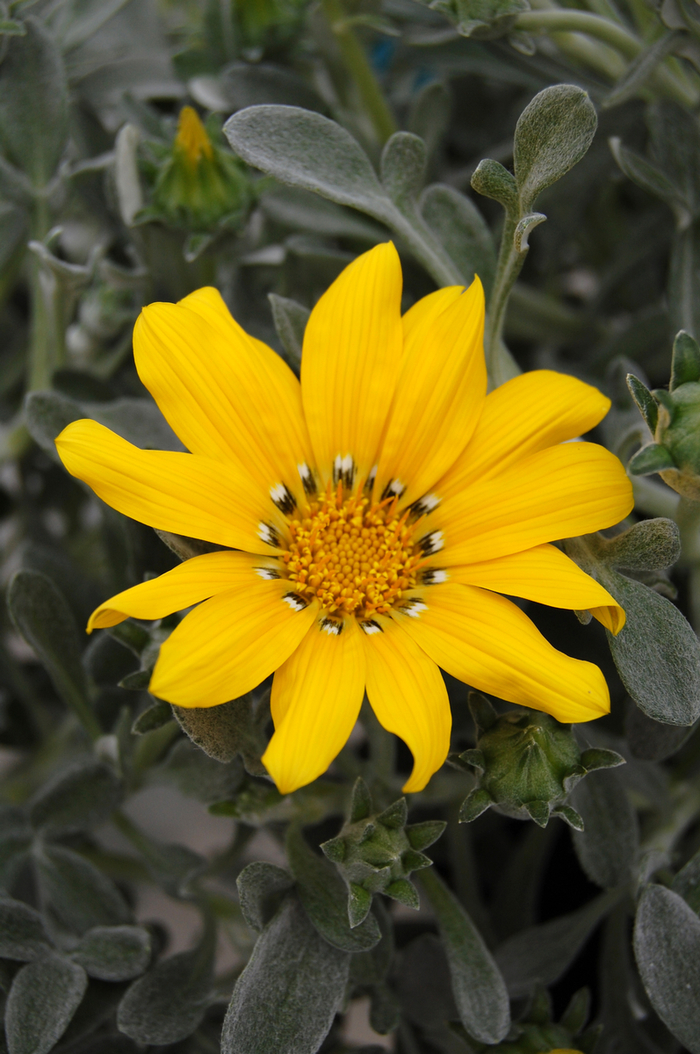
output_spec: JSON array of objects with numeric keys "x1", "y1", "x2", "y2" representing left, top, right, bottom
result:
[
  {"x1": 455, "y1": 695, "x2": 624, "y2": 828},
  {"x1": 320, "y1": 778, "x2": 445, "y2": 927}
]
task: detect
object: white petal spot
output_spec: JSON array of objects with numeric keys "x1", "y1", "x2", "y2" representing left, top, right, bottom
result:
[
  {"x1": 360, "y1": 620, "x2": 383, "y2": 635},
  {"x1": 424, "y1": 569, "x2": 448, "y2": 584},
  {"x1": 283, "y1": 593, "x2": 307, "y2": 611},
  {"x1": 402, "y1": 600, "x2": 427, "y2": 618},
  {"x1": 256, "y1": 566, "x2": 281, "y2": 580}
]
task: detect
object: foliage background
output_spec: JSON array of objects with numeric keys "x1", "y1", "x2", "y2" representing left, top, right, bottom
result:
[{"x1": 1, "y1": 0, "x2": 700, "y2": 1052}]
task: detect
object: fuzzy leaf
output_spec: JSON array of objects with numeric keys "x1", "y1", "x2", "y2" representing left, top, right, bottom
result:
[
  {"x1": 380, "y1": 132, "x2": 427, "y2": 208},
  {"x1": 131, "y1": 699, "x2": 172, "y2": 733},
  {"x1": 420, "y1": 869, "x2": 510, "y2": 1043},
  {"x1": 224, "y1": 106, "x2": 392, "y2": 221},
  {"x1": 598, "y1": 566, "x2": 700, "y2": 725},
  {"x1": 117, "y1": 934, "x2": 214, "y2": 1045},
  {"x1": 221, "y1": 895, "x2": 350, "y2": 1054},
  {"x1": 513, "y1": 85, "x2": 598, "y2": 211},
  {"x1": 171, "y1": 691, "x2": 267, "y2": 772},
  {"x1": 237, "y1": 861, "x2": 294, "y2": 933},
  {"x1": 495, "y1": 890, "x2": 618, "y2": 997},
  {"x1": 0, "y1": 897, "x2": 51, "y2": 961},
  {"x1": 268, "y1": 293, "x2": 309, "y2": 369},
  {"x1": 570, "y1": 769, "x2": 639, "y2": 888},
  {"x1": 470, "y1": 158, "x2": 518, "y2": 211},
  {"x1": 71, "y1": 926, "x2": 151, "y2": 982},
  {"x1": 590, "y1": 518, "x2": 681, "y2": 571},
  {"x1": 420, "y1": 183, "x2": 496, "y2": 295},
  {"x1": 385, "y1": 879, "x2": 420, "y2": 910},
  {"x1": 634, "y1": 884, "x2": 700, "y2": 1052},
  {"x1": 348, "y1": 884, "x2": 373, "y2": 928},
  {"x1": 29, "y1": 758, "x2": 122, "y2": 835},
  {"x1": 672, "y1": 848, "x2": 700, "y2": 915},
  {"x1": 7, "y1": 570, "x2": 98, "y2": 737},
  {"x1": 625, "y1": 705, "x2": 696, "y2": 761},
  {"x1": 5, "y1": 953, "x2": 87, "y2": 1054},
  {"x1": 459, "y1": 788, "x2": 492, "y2": 823},
  {"x1": 286, "y1": 825, "x2": 381, "y2": 952},
  {"x1": 0, "y1": 18, "x2": 68, "y2": 187},
  {"x1": 35, "y1": 844, "x2": 131, "y2": 936}
]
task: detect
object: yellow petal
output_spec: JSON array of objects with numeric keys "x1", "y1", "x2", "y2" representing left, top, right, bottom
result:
[
  {"x1": 433, "y1": 442, "x2": 633, "y2": 566},
  {"x1": 375, "y1": 278, "x2": 487, "y2": 505},
  {"x1": 394, "y1": 583, "x2": 610, "y2": 722},
  {"x1": 301, "y1": 242, "x2": 403, "y2": 485},
  {"x1": 400, "y1": 285, "x2": 465, "y2": 355},
  {"x1": 436, "y1": 369, "x2": 612, "y2": 499},
  {"x1": 149, "y1": 565, "x2": 318, "y2": 707},
  {"x1": 264, "y1": 616, "x2": 366, "y2": 794},
  {"x1": 56, "y1": 419, "x2": 285, "y2": 555},
  {"x1": 449, "y1": 544, "x2": 625, "y2": 634},
  {"x1": 135, "y1": 287, "x2": 315, "y2": 504},
  {"x1": 88, "y1": 550, "x2": 283, "y2": 631},
  {"x1": 362, "y1": 616, "x2": 451, "y2": 793}
]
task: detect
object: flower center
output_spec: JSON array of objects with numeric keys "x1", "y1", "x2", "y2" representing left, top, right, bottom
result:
[{"x1": 282, "y1": 484, "x2": 425, "y2": 620}]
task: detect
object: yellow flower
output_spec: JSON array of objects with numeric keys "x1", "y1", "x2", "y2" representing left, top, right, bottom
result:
[{"x1": 55, "y1": 243, "x2": 632, "y2": 795}]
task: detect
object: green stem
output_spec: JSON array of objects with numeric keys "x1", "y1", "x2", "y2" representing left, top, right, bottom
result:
[
  {"x1": 320, "y1": 0, "x2": 397, "y2": 145},
  {"x1": 484, "y1": 212, "x2": 526, "y2": 386},
  {"x1": 27, "y1": 197, "x2": 52, "y2": 392},
  {"x1": 516, "y1": 10, "x2": 699, "y2": 106}
]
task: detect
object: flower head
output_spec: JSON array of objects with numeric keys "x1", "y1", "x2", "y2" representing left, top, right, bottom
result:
[
  {"x1": 55, "y1": 243, "x2": 632, "y2": 795},
  {"x1": 149, "y1": 106, "x2": 252, "y2": 231}
]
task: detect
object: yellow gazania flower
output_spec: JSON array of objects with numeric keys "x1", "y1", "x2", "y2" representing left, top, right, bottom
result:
[{"x1": 55, "y1": 243, "x2": 632, "y2": 795}]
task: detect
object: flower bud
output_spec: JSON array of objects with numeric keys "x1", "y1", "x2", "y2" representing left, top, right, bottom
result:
[
  {"x1": 456, "y1": 694, "x2": 623, "y2": 828},
  {"x1": 149, "y1": 107, "x2": 253, "y2": 232},
  {"x1": 628, "y1": 330, "x2": 700, "y2": 501},
  {"x1": 320, "y1": 778, "x2": 445, "y2": 928}
]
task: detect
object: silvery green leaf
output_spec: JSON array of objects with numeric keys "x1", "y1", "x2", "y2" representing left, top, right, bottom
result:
[
  {"x1": 420, "y1": 868, "x2": 510, "y2": 1044},
  {"x1": 634, "y1": 884, "x2": 700, "y2": 1052},
  {"x1": 268, "y1": 293, "x2": 309, "y2": 370},
  {"x1": 570, "y1": 769, "x2": 639, "y2": 889},
  {"x1": 495, "y1": 890, "x2": 619, "y2": 997},
  {"x1": 625, "y1": 705, "x2": 695, "y2": 761},
  {"x1": 70, "y1": 925, "x2": 151, "y2": 982},
  {"x1": 380, "y1": 132, "x2": 427, "y2": 209},
  {"x1": 394, "y1": 932, "x2": 458, "y2": 1029},
  {"x1": 0, "y1": 18, "x2": 68, "y2": 187},
  {"x1": 117, "y1": 934, "x2": 214, "y2": 1045},
  {"x1": 604, "y1": 30, "x2": 681, "y2": 109},
  {"x1": 672, "y1": 848, "x2": 700, "y2": 915},
  {"x1": 420, "y1": 183, "x2": 496, "y2": 295},
  {"x1": 7, "y1": 571, "x2": 98, "y2": 738},
  {"x1": 597, "y1": 566, "x2": 700, "y2": 725},
  {"x1": 407, "y1": 80, "x2": 451, "y2": 160},
  {"x1": 29, "y1": 758, "x2": 122, "y2": 835},
  {"x1": 131, "y1": 699, "x2": 172, "y2": 733},
  {"x1": 609, "y1": 137, "x2": 685, "y2": 217},
  {"x1": 237, "y1": 861, "x2": 294, "y2": 933},
  {"x1": 169, "y1": 697, "x2": 265, "y2": 775},
  {"x1": 471, "y1": 158, "x2": 518, "y2": 211},
  {"x1": 35, "y1": 844, "x2": 131, "y2": 936},
  {"x1": 5, "y1": 953, "x2": 87, "y2": 1054},
  {"x1": 628, "y1": 442, "x2": 675, "y2": 475},
  {"x1": 0, "y1": 897, "x2": 51, "y2": 962},
  {"x1": 224, "y1": 106, "x2": 392, "y2": 221},
  {"x1": 513, "y1": 212, "x2": 546, "y2": 252},
  {"x1": 591, "y1": 518, "x2": 681, "y2": 571},
  {"x1": 286, "y1": 824, "x2": 382, "y2": 952},
  {"x1": 24, "y1": 391, "x2": 183, "y2": 462},
  {"x1": 221, "y1": 895, "x2": 350, "y2": 1054},
  {"x1": 513, "y1": 85, "x2": 597, "y2": 212}
]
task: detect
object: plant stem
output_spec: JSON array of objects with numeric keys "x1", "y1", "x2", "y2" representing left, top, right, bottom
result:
[
  {"x1": 516, "y1": 9, "x2": 699, "y2": 107},
  {"x1": 320, "y1": 0, "x2": 397, "y2": 145},
  {"x1": 27, "y1": 196, "x2": 52, "y2": 392},
  {"x1": 484, "y1": 212, "x2": 526, "y2": 386}
]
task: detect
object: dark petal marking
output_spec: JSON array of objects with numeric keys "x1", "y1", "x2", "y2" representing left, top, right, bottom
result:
[
  {"x1": 283, "y1": 592, "x2": 309, "y2": 611},
  {"x1": 320, "y1": 617, "x2": 343, "y2": 635},
  {"x1": 270, "y1": 483, "x2": 297, "y2": 515},
  {"x1": 360, "y1": 620, "x2": 383, "y2": 635}
]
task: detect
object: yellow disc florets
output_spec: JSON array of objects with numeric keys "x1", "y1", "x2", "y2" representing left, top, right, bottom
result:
[{"x1": 282, "y1": 484, "x2": 425, "y2": 620}]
